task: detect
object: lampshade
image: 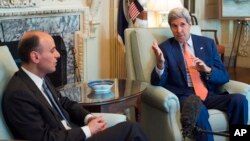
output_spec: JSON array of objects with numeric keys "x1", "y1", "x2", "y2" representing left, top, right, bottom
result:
[
  {"x1": 147, "y1": 0, "x2": 183, "y2": 12},
  {"x1": 146, "y1": 0, "x2": 183, "y2": 27}
]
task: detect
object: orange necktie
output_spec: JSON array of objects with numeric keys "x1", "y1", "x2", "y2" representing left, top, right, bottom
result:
[{"x1": 183, "y1": 42, "x2": 208, "y2": 101}]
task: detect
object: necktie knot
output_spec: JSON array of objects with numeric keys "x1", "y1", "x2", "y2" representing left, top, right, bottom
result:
[{"x1": 183, "y1": 42, "x2": 188, "y2": 47}]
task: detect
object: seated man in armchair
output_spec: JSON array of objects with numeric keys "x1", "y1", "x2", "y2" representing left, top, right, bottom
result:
[
  {"x1": 2, "y1": 31, "x2": 148, "y2": 141},
  {"x1": 150, "y1": 7, "x2": 248, "y2": 141}
]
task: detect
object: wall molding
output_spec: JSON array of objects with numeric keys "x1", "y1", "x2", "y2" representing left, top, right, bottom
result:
[
  {"x1": 0, "y1": 0, "x2": 36, "y2": 8},
  {"x1": 0, "y1": 0, "x2": 72, "y2": 8},
  {"x1": 0, "y1": 4, "x2": 86, "y2": 20}
]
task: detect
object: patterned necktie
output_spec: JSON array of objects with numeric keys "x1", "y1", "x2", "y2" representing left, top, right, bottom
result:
[
  {"x1": 42, "y1": 81, "x2": 71, "y2": 126},
  {"x1": 183, "y1": 42, "x2": 208, "y2": 101}
]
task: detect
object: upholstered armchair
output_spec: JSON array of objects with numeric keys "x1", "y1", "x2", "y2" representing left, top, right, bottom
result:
[
  {"x1": 0, "y1": 46, "x2": 17, "y2": 139},
  {"x1": 125, "y1": 26, "x2": 250, "y2": 141},
  {"x1": 0, "y1": 46, "x2": 126, "y2": 140}
]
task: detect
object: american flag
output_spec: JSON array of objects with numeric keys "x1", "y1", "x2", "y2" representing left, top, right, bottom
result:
[{"x1": 129, "y1": 0, "x2": 144, "y2": 21}]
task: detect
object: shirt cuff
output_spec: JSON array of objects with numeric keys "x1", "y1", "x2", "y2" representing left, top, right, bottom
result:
[
  {"x1": 205, "y1": 68, "x2": 213, "y2": 80},
  {"x1": 81, "y1": 126, "x2": 92, "y2": 139},
  {"x1": 155, "y1": 66, "x2": 164, "y2": 78},
  {"x1": 84, "y1": 114, "x2": 94, "y2": 124}
]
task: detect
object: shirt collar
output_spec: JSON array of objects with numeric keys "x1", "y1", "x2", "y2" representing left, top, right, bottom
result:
[
  {"x1": 186, "y1": 35, "x2": 193, "y2": 47},
  {"x1": 21, "y1": 67, "x2": 44, "y2": 90},
  {"x1": 180, "y1": 35, "x2": 193, "y2": 47}
]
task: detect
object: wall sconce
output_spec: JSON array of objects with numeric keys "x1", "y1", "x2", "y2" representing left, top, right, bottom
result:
[{"x1": 147, "y1": 0, "x2": 183, "y2": 27}]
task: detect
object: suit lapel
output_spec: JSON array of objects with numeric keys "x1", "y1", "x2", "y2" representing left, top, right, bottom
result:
[
  {"x1": 192, "y1": 35, "x2": 206, "y2": 61},
  {"x1": 18, "y1": 70, "x2": 58, "y2": 116},
  {"x1": 171, "y1": 39, "x2": 188, "y2": 83}
]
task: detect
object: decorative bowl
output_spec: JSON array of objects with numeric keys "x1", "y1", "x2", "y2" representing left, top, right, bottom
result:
[{"x1": 87, "y1": 80, "x2": 114, "y2": 94}]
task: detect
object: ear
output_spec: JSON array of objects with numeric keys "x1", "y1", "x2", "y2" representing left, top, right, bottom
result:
[{"x1": 30, "y1": 51, "x2": 40, "y2": 64}]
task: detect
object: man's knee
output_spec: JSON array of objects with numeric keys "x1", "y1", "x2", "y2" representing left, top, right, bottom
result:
[
  {"x1": 117, "y1": 121, "x2": 141, "y2": 130},
  {"x1": 116, "y1": 121, "x2": 148, "y2": 140},
  {"x1": 231, "y1": 94, "x2": 247, "y2": 104}
]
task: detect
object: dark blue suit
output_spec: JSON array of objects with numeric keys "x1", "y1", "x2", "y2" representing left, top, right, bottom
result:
[{"x1": 151, "y1": 34, "x2": 248, "y2": 141}]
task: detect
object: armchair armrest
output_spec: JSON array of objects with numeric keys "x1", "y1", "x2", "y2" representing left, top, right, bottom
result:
[
  {"x1": 219, "y1": 80, "x2": 250, "y2": 124},
  {"x1": 140, "y1": 84, "x2": 183, "y2": 141},
  {"x1": 142, "y1": 84, "x2": 180, "y2": 113},
  {"x1": 92, "y1": 113, "x2": 127, "y2": 128},
  {"x1": 219, "y1": 80, "x2": 250, "y2": 95}
]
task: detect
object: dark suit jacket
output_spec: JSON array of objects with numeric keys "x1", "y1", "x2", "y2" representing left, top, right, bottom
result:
[
  {"x1": 3, "y1": 69, "x2": 90, "y2": 141},
  {"x1": 151, "y1": 34, "x2": 230, "y2": 96}
]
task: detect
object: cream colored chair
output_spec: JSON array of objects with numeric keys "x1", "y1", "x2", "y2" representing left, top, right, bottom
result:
[
  {"x1": 0, "y1": 46, "x2": 17, "y2": 139},
  {"x1": 125, "y1": 26, "x2": 250, "y2": 141},
  {"x1": 0, "y1": 46, "x2": 126, "y2": 140}
]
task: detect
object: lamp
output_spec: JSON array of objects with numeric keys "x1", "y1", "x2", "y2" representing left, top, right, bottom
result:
[{"x1": 146, "y1": 0, "x2": 183, "y2": 27}]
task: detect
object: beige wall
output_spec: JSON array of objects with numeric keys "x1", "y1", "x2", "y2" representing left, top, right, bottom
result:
[
  {"x1": 196, "y1": 0, "x2": 233, "y2": 56},
  {"x1": 99, "y1": 1, "x2": 111, "y2": 78},
  {"x1": 197, "y1": 0, "x2": 250, "y2": 67},
  {"x1": 82, "y1": 0, "x2": 111, "y2": 80}
]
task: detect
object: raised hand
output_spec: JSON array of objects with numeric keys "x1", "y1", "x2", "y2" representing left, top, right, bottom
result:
[{"x1": 152, "y1": 40, "x2": 165, "y2": 69}]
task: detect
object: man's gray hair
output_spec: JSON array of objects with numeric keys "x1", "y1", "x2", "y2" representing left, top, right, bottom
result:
[{"x1": 168, "y1": 7, "x2": 192, "y2": 26}]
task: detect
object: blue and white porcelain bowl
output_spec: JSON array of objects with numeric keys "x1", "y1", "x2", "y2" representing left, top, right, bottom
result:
[{"x1": 87, "y1": 80, "x2": 114, "y2": 94}]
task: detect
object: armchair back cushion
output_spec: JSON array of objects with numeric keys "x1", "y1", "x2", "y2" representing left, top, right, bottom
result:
[{"x1": 0, "y1": 46, "x2": 18, "y2": 139}]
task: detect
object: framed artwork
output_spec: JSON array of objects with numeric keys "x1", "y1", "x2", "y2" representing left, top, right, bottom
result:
[{"x1": 219, "y1": 0, "x2": 250, "y2": 19}]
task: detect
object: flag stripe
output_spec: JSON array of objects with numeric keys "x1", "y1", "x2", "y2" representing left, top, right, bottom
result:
[
  {"x1": 129, "y1": 0, "x2": 144, "y2": 21},
  {"x1": 129, "y1": 2, "x2": 140, "y2": 20}
]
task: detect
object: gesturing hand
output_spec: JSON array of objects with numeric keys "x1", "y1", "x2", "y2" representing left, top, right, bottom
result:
[
  {"x1": 152, "y1": 40, "x2": 165, "y2": 69},
  {"x1": 88, "y1": 116, "x2": 107, "y2": 135},
  {"x1": 192, "y1": 57, "x2": 211, "y2": 73}
]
